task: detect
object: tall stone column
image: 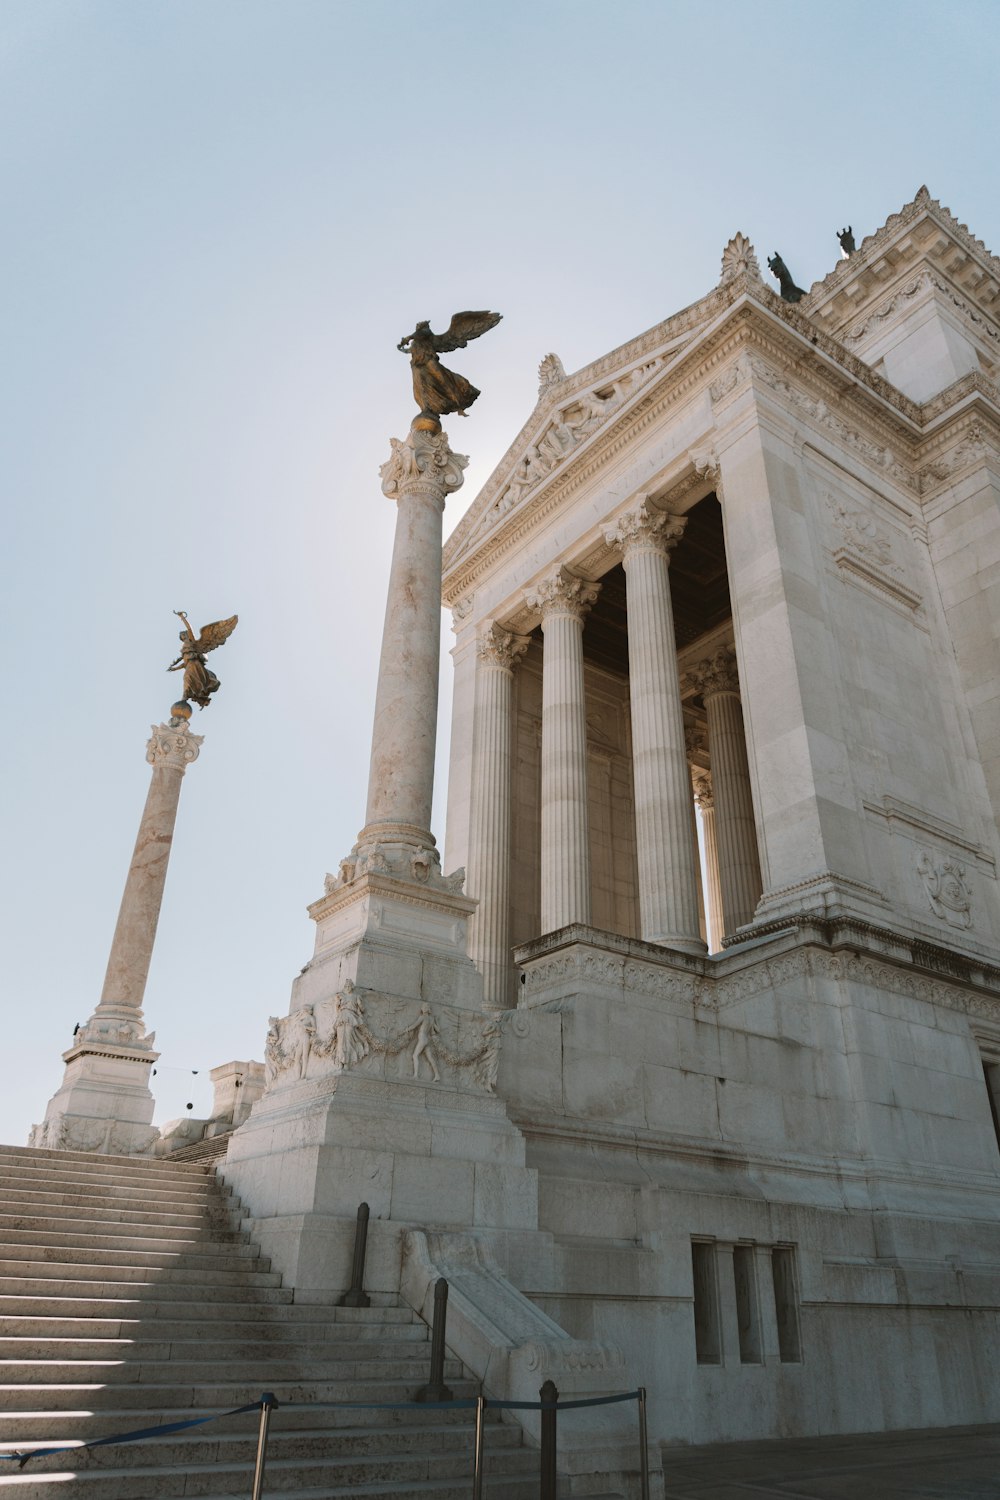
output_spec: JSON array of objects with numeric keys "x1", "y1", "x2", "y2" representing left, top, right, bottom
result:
[
  {"x1": 604, "y1": 504, "x2": 704, "y2": 952},
  {"x1": 357, "y1": 425, "x2": 468, "y2": 860},
  {"x1": 526, "y1": 567, "x2": 600, "y2": 933},
  {"x1": 30, "y1": 718, "x2": 203, "y2": 1154},
  {"x1": 693, "y1": 769, "x2": 724, "y2": 953},
  {"x1": 690, "y1": 648, "x2": 763, "y2": 936},
  {"x1": 467, "y1": 622, "x2": 530, "y2": 1009}
]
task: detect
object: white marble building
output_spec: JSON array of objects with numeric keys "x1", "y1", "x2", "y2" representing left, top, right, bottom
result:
[{"x1": 223, "y1": 188, "x2": 1000, "y2": 1465}]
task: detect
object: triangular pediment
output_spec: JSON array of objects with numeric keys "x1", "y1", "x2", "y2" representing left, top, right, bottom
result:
[{"x1": 443, "y1": 280, "x2": 741, "y2": 575}]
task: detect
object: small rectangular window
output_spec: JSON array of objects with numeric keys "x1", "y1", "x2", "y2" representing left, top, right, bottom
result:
[
  {"x1": 771, "y1": 1246, "x2": 801, "y2": 1363},
  {"x1": 733, "y1": 1244, "x2": 762, "y2": 1363},
  {"x1": 691, "y1": 1241, "x2": 721, "y2": 1364}
]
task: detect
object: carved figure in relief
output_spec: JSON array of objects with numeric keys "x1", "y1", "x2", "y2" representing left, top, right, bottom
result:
[
  {"x1": 405, "y1": 1004, "x2": 442, "y2": 1082},
  {"x1": 292, "y1": 1006, "x2": 316, "y2": 1079},
  {"x1": 167, "y1": 611, "x2": 238, "y2": 711},
  {"x1": 767, "y1": 253, "x2": 806, "y2": 303},
  {"x1": 263, "y1": 1016, "x2": 286, "y2": 1087},
  {"x1": 331, "y1": 981, "x2": 369, "y2": 1069},
  {"x1": 397, "y1": 312, "x2": 502, "y2": 421}
]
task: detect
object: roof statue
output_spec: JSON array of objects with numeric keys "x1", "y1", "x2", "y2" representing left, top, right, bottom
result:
[
  {"x1": 167, "y1": 610, "x2": 238, "y2": 719},
  {"x1": 767, "y1": 252, "x2": 806, "y2": 302},
  {"x1": 397, "y1": 311, "x2": 502, "y2": 424},
  {"x1": 837, "y1": 225, "x2": 856, "y2": 256}
]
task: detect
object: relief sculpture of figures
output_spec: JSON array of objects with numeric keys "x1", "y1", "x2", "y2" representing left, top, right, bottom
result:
[
  {"x1": 397, "y1": 311, "x2": 501, "y2": 423},
  {"x1": 404, "y1": 1003, "x2": 441, "y2": 1082},
  {"x1": 331, "y1": 981, "x2": 369, "y2": 1069},
  {"x1": 167, "y1": 610, "x2": 239, "y2": 716}
]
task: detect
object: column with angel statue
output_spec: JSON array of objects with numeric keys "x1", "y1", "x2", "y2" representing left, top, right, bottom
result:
[{"x1": 167, "y1": 610, "x2": 238, "y2": 721}]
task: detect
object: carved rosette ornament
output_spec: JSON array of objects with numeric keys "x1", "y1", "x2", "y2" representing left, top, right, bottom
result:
[
  {"x1": 604, "y1": 501, "x2": 686, "y2": 561},
  {"x1": 689, "y1": 648, "x2": 741, "y2": 700},
  {"x1": 380, "y1": 428, "x2": 469, "y2": 505},
  {"x1": 524, "y1": 566, "x2": 601, "y2": 622},
  {"x1": 537, "y1": 353, "x2": 567, "y2": 395},
  {"x1": 145, "y1": 722, "x2": 203, "y2": 773},
  {"x1": 476, "y1": 622, "x2": 531, "y2": 675}
]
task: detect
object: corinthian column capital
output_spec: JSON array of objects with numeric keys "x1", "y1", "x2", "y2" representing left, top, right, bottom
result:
[
  {"x1": 380, "y1": 428, "x2": 469, "y2": 504},
  {"x1": 604, "y1": 501, "x2": 686, "y2": 560},
  {"x1": 691, "y1": 768, "x2": 714, "y2": 811},
  {"x1": 476, "y1": 621, "x2": 531, "y2": 674},
  {"x1": 146, "y1": 722, "x2": 203, "y2": 773},
  {"x1": 525, "y1": 566, "x2": 601, "y2": 622},
  {"x1": 689, "y1": 646, "x2": 741, "y2": 699}
]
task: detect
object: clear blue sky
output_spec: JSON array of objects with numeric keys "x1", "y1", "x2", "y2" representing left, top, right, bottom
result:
[{"x1": 2, "y1": 0, "x2": 998, "y2": 1143}]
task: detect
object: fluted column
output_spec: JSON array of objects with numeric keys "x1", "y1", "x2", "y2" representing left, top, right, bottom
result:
[
  {"x1": 692, "y1": 769, "x2": 724, "y2": 953},
  {"x1": 525, "y1": 567, "x2": 600, "y2": 933},
  {"x1": 360, "y1": 427, "x2": 468, "y2": 849},
  {"x1": 467, "y1": 622, "x2": 530, "y2": 1009},
  {"x1": 604, "y1": 504, "x2": 704, "y2": 952},
  {"x1": 690, "y1": 649, "x2": 763, "y2": 935}
]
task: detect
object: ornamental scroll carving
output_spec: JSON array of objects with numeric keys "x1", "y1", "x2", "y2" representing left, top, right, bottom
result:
[
  {"x1": 380, "y1": 429, "x2": 469, "y2": 502},
  {"x1": 603, "y1": 501, "x2": 686, "y2": 559},
  {"x1": 262, "y1": 990, "x2": 502, "y2": 1094},
  {"x1": 146, "y1": 723, "x2": 203, "y2": 772},
  {"x1": 524, "y1": 566, "x2": 601, "y2": 621},
  {"x1": 476, "y1": 622, "x2": 531, "y2": 673}
]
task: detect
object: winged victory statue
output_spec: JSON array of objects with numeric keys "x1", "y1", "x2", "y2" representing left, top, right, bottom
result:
[
  {"x1": 397, "y1": 311, "x2": 502, "y2": 422},
  {"x1": 167, "y1": 610, "x2": 239, "y2": 714}
]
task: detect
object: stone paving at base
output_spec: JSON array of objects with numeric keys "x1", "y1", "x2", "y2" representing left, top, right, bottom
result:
[{"x1": 660, "y1": 1424, "x2": 1000, "y2": 1498}]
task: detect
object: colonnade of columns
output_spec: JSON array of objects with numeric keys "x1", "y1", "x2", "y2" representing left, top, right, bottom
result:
[{"x1": 464, "y1": 508, "x2": 763, "y2": 1007}]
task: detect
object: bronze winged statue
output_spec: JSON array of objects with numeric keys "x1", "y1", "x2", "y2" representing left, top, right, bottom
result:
[
  {"x1": 398, "y1": 311, "x2": 502, "y2": 421},
  {"x1": 167, "y1": 611, "x2": 238, "y2": 711}
]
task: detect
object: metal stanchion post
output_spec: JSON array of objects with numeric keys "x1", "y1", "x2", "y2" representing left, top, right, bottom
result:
[
  {"x1": 340, "y1": 1202, "x2": 371, "y2": 1308},
  {"x1": 637, "y1": 1386, "x2": 650, "y2": 1500},
  {"x1": 250, "y1": 1392, "x2": 279, "y2": 1500},
  {"x1": 416, "y1": 1277, "x2": 454, "y2": 1402},
  {"x1": 472, "y1": 1393, "x2": 487, "y2": 1500},
  {"x1": 539, "y1": 1379, "x2": 558, "y2": 1500}
]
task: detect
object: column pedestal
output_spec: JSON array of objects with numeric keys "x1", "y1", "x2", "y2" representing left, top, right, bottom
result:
[
  {"x1": 30, "y1": 719, "x2": 203, "y2": 1153},
  {"x1": 222, "y1": 426, "x2": 537, "y2": 1297}
]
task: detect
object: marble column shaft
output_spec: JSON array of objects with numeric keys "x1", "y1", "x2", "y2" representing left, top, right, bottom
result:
[
  {"x1": 692, "y1": 649, "x2": 762, "y2": 935},
  {"x1": 605, "y1": 505, "x2": 704, "y2": 952},
  {"x1": 527, "y1": 568, "x2": 600, "y2": 933},
  {"x1": 693, "y1": 772, "x2": 724, "y2": 954},
  {"x1": 364, "y1": 428, "x2": 467, "y2": 842},
  {"x1": 98, "y1": 722, "x2": 203, "y2": 1017},
  {"x1": 467, "y1": 624, "x2": 530, "y2": 1008}
]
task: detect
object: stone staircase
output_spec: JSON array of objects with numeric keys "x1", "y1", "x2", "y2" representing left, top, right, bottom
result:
[{"x1": 0, "y1": 1145, "x2": 536, "y2": 1497}]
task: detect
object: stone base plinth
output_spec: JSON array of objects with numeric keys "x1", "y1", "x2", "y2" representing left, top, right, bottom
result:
[
  {"x1": 30, "y1": 1036, "x2": 159, "y2": 1155},
  {"x1": 221, "y1": 866, "x2": 538, "y2": 1296}
]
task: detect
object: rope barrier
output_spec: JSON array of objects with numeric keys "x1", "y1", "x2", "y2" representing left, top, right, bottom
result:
[{"x1": 1, "y1": 1387, "x2": 643, "y2": 1470}]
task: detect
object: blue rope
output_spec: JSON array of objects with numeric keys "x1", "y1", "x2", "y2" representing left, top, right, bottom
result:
[{"x1": 4, "y1": 1399, "x2": 264, "y2": 1469}]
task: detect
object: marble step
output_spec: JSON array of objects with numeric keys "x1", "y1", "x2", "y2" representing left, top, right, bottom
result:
[
  {"x1": 0, "y1": 1309, "x2": 419, "y2": 1341},
  {"x1": 0, "y1": 1336, "x2": 429, "y2": 1363},
  {"x1": 0, "y1": 1170, "x2": 222, "y2": 1201},
  {"x1": 0, "y1": 1276, "x2": 292, "y2": 1305},
  {"x1": 0, "y1": 1225, "x2": 251, "y2": 1255},
  {"x1": 0, "y1": 1242, "x2": 266, "y2": 1273},
  {"x1": 0, "y1": 1153, "x2": 213, "y2": 1191},
  {"x1": 0, "y1": 1186, "x2": 225, "y2": 1220},
  {"x1": 0, "y1": 1297, "x2": 406, "y2": 1325},
  {"x1": 0, "y1": 1374, "x2": 480, "y2": 1412},
  {"x1": 0, "y1": 1453, "x2": 538, "y2": 1498},
  {"x1": 0, "y1": 1205, "x2": 238, "y2": 1234},
  {"x1": 0, "y1": 1259, "x2": 280, "y2": 1289},
  {"x1": 0, "y1": 1353, "x2": 457, "y2": 1384}
]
